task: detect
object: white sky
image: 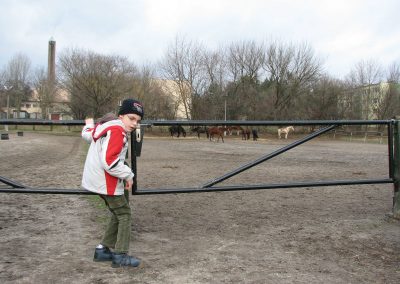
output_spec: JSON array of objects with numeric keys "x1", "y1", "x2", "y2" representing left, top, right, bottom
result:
[{"x1": 0, "y1": 0, "x2": 399, "y2": 79}]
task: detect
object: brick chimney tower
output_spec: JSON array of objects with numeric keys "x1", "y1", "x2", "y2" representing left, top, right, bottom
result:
[{"x1": 48, "y1": 37, "x2": 56, "y2": 84}]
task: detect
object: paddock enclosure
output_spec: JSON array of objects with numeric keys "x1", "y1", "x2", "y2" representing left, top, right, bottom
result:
[{"x1": 0, "y1": 119, "x2": 399, "y2": 283}]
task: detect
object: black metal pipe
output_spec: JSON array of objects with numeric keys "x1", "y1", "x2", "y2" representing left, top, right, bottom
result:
[
  {"x1": 0, "y1": 119, "x2": 84, "y2": 126},
  {"x1": 131, "y1": 131, "x2": 138, "y2": 193},
  {"x1": 0, "y1": 188, "x2": 95, "y2": 194},
  {"x1": 0, "y1": 176, "x2": 26, "y2": 188},
  {"x1": 147, "y1": 120, "x2": 391, "y2": 126},
  {"x1": 202, "y1": 125, "x2": 337, "y2": 188},
  {"x1": 148, "y1": 120, "x2": 391, "y2": 126},
  {"x1": 388, "y1": 121, "x2": 394, "y2": 178},
  {"x1": 0, "y1": 119, "x2": 392, "y2": 126},
  {"x1": 0, "y1": 178, "x2": 393, "y2": 195},
  {"x1": 134, "y1": 178, "x2": 393, "y2": 195}
]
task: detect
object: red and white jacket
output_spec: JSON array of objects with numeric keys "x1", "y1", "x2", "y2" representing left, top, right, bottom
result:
[{"x1": 81, "y1": 119, "x2": 133, "y2": 196}]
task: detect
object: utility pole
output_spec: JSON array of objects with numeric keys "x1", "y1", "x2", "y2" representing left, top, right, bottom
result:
[
  {"x1": 224, "y1": 98, "x2": 227, "y2": 121},
  {"x1": 5, "y1": 92, "x2": 9, "y2": 132},
  {"x1": 3, "y1": 85, "x2": 12, "y2": 132}
]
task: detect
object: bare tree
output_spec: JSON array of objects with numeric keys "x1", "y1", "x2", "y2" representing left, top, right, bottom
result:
[
  {"x1": 347, "y1": 59, "x2": 383, "y2": 86},
  {"x1": 202, "y1": 47, "x2": 227, "y2": 89},
  {"x1": 226, "y1": 40, "x2": 265, "y2": 82},
  {"x1": 32, "y1": 67, "x2": 55, "y2": 119},
  {"x1": 197, "y1": 48, "x2": 228, "y2": 119},
  {"x1": 345, "y1": 59, "x2": 384, "y2": 120},
  {"x1": 224, "y1": 41, "x2": 266, "y2": 119},
  {"x1": 374, "y1": 61, "x2": 400, "y2": 120},
  {"x1": 0, "y1": 70, "x2": 6, "y2": 111},
  {"x1": 299, "y1": 75, "x2": 343, "y2": 120},
  {"x1": 387, "y1": 61, "x2": 400, "y2": 83},
  {"x1": 58, "y1": 48, "x2": 138, "y2": 119},
  {"x1": 131, "y1": 65, "x2": 174, "y2": 120},
  {"x1": 159, "y1": 36, "x2": 206, "y2": 119},
  {"x1": 263, "y1": 41, "x2": 322, "y2": 119},
  {"x1": 263, "y1": 41, "x2": 292, "y2": 114},
  {"x1": 3, "y1": 53, "x2": 32, "y2": 118}
]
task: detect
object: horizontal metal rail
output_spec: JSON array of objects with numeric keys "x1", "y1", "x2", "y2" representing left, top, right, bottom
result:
[
  {"x1": 0, "y1": 178, "x2": 392, "y2": 195},
  {"x1": 0, "y1": 187, "x2": 95, "y2": 194},
  {"x1": 135, "y1": 178, "x2": 394, "y2": 195},
  {"x1": 0, "y1": 118, "x2": 393, "y2": 126}
]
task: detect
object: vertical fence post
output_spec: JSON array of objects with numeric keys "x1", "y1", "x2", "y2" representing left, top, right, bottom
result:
[
  {"x1": 393, "y1": 119, "x2": 400, "y2": 218},
  {"x1": 131, "y1": 126, "x2": 144, "y2": 194},
  {"x1": 130, "y1": 132, "x2": 138, "y2": 193}
]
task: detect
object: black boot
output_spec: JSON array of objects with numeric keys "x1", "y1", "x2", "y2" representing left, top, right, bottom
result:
[
  {"x1": 93, "y1": 247, "x2": 113, "y2": 262},
  {"x1": 111, "y1": 253, "x2": 141, "y2": 268}
]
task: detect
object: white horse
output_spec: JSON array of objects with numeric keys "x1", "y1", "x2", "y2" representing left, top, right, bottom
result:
[{"x1": 278, "y1": 126, "x2": 294, "y2": 139}]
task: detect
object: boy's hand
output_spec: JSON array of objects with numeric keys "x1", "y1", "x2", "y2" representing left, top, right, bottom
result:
[
  {"x1": 124, "y1": 178, "x2": 133, "y2": 190},
  {"x1": 85, "y1": 118, "x2": 94, "y2": 125}
]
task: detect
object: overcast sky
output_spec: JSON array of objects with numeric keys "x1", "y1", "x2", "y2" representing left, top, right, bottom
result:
[{"x1": 1, "y1": 0, "x2": 399, "y2": 79}]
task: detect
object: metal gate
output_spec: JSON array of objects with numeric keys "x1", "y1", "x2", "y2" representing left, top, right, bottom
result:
[{"x1": 0, "y1": 118, "x2": 399, "y2": 216}]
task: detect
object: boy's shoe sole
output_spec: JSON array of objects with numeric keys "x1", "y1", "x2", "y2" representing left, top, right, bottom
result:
[
  {"x1": 111, "y1": 262, "x2": 142, "y2": 268},
  {"x1": 94, "y1": 257, "x2": 112, "y2": 262}
]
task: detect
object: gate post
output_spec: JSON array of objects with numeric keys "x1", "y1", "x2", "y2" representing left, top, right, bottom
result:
[
  {"x1": 393, "y1": 119, "x2": 400, "y2": 218},
  {"x1": 131, "y1": 126, "x2": 144, "y2": 194}
]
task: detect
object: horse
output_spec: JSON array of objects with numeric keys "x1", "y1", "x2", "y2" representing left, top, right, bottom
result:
[
  {"x1": 241, "y1": 128, "x2": 251, "y2": 140},
  {"x1": 278, "y1": 126, "x2": 294, "y2": 139},
  {"x1": 207, "y1": 126, "x2": 225, "y2": 143},
  {"x1": 190, "y1": 126, "x2": 209, "y2": 139},
  {"x1": 252, "y1": 129, "x2": 259, "y2": 141},
  {"x1": 169, "y1": 125, "x2": 186, "y2": 138},
  {"x1": 227, "y1": 125, "x2": 243, "y2": 136}
]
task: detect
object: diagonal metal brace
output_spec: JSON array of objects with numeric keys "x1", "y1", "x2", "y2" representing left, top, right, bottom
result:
[
  {"x1": 0, "y1": 176, "x2": 26, "y2": 188},
  {"x1": 202, "y1": 125, "x2": 337, "y2": 188}
]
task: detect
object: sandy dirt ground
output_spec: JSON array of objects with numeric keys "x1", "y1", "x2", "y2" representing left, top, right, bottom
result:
[{"x1": 0, "y1": 131, "x2": 399, "y2": 283}]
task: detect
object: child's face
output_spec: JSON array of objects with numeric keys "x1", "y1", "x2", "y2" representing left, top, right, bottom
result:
[{"x1": 119, "y1": 114, "x2": 141, "y2": 132}]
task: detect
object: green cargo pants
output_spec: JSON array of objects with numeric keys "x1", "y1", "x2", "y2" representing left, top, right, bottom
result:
[{"x1": 100, "y1": 190, "x2": 131, "y2": 254}]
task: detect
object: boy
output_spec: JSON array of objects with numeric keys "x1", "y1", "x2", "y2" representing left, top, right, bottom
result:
[{"x1": 81, "y1": 99, "x2": 144, "y2": 268}]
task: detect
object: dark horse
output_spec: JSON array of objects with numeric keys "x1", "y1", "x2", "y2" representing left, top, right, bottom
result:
[
  {"x1": 190, "y1": 126, "x2": 209, "y2": 139},
  {"x1": 241, "y1": 128, "x2": 251, "y2": 140},
  {"x1": 169, "y1": 125, "x2": 186, "y2": 138},
  {"x1": 252, "y1": 129, "x2": 259, "y2": 141}
]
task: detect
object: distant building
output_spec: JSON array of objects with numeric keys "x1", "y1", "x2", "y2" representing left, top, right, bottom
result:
[
  {"x1": 18, "y1": 88, "x2": 72, "y2": 120},
  {"x1": 20, "y1": 89, "x2": 41, "y2": 119},
  {"x1": 152, "y1": 79, "x2": 192, "y2": 120},
  {"x1": 339, "y1": 82, "x2": 400, "y2": 120}
]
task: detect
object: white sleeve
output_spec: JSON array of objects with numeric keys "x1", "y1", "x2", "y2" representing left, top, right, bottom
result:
[{"x1": 81, "y1": 124, "x2": 94, "y2": 143}]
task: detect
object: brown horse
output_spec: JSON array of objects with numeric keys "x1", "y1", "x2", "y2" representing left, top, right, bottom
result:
[
  {"x1": 208, "y1": 126, "x2": 225, "y2": 143},
  {"x1": 241, "y1": 128, "x2": 251, "y2": 140},
  {"x1": 227, "y1": 125, "x2": 243, "y2": 136}
]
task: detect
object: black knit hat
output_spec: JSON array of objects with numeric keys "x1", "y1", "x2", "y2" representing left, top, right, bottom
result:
[{"x1": 118, "y1": 99, "x2": 144, "y2": 118}]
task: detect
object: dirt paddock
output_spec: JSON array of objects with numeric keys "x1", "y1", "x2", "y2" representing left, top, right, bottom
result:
[{"x1": 0, "y1": 132, "x2": 399, "y2": 283}]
